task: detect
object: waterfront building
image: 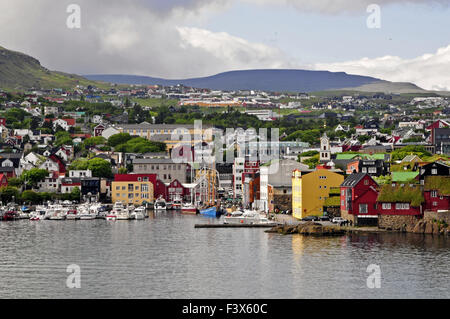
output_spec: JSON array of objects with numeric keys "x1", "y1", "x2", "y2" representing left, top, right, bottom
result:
[
  {"x1": 260, "y1": 159, "x2": 311, "y2": 213},
  {"x1": 292, "y1": 168, "x2": 344, "y2": 220},
  {"x1": 132, "y1": 158, "x2": 192, "y2": 184},
  {"x1": 423, "y1": 176, "x2": 450, "y2": 212},
  {"x1": 111, "y1": 174, "x2": 156, "y2": 205},
  {"x1": 340, "y1": 173, "x2": 379, "y2": 226}
]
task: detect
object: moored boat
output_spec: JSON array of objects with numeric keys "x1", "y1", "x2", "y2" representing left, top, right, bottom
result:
[
  {"x1": 154, "y1": 196, "x2": 167, "y2": 211},
  {"x1": 199, "y1": 206, "x2": 221, "y2": 218},
  {"x1": 223, "y1": 210, "x2": 271, "y2": 225},
  {"x1": 130, "y1": 206, "x2": 146, "y2": 220},
  {"x1": 181, "y1": 203, "x2": 198, "y2": 215}
]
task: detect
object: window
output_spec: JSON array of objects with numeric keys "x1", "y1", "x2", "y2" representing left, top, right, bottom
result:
[
  {"x1": 433, "y1": 202, "x2": 438, "y2": 207},
  {"x1": 359, "y1": 204, "x2": 368, "y2": 214},
  {"x1": 431, "y1": 190, "x2": 438, "y2": 198},
  {"x1": 382, "y1": 203, "x2": 391, "y2": 210},
  {"x1": 395, "y1": 203, "x2": 410, "y2": 210},
  {"x1": 432, "y1": 169, "x2": 437, "y2": 175},
  {"x1": 364, "y1": 180, "x2": 369, "y2": 185},
  {"x1": 368, "y1": 167, "x2": 377, "y2": 174}
]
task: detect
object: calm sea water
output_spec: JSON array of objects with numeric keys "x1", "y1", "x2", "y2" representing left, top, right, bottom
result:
[{"x1": 0, "y1": 212, "x2": 449, "y2": 299}]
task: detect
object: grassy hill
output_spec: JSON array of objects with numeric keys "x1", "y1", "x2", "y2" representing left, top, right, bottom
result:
[{"x1": 0, "y1": 46, "x2": 106, "y2": 90}]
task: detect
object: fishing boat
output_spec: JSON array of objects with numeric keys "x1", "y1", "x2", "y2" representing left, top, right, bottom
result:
[
  {"x1": 199, "y1": 206, "x2": 221, "y2": 218},
  {"x1": 154, "y1": 197, "x2": 167, "y2": 211},
  {"x1": 223, "y1": 210, "x2": 271, "y2": 225},
  {"x1": 130, "y1": 206, "x2": 146, "y2": 220},
  {"x1": 66, "y1": 209, "x2": 79, "y2": 220},
  {"x1": 2, "y1": 209, "x2": 19, "y2": 221}
]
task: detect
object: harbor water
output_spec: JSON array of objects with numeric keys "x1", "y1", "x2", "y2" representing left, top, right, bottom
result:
[{"x1": 0, "y1": 212, "x2": 449, "y2": 299}]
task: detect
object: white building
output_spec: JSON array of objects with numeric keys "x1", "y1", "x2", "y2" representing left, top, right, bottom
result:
[{"x1": 233, "y1": 157, "x2": 245, "y2": 199}]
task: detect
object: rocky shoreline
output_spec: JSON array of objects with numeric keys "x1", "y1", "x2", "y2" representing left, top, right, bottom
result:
[{"x1": 267, "y1": 220, "x2": 450, "y2": 236}]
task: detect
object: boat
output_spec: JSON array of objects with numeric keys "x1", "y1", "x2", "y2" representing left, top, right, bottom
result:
[
  {"x1": 130, "y1": 206, "x2": 146, "y2": 220},
  {"x1": 154, "y1": 197, "x2": 167, "y2": 211},
  {"x1": 2, "y1": 210, "x2": 19, "y2": 221},
  {"x1": 199, "y1": 206, "x2": 222, "y2": 218},
  {"x1": 166, "y1": 201, "x2": 173, "y2": 210},
  {"x1": 112, "y1": 201, "x2": 130, "y2": 220},
  {"x1": 47, "y1": 204, "x2": 66, "y2": 220},
  {"x1": 181, "y1": 203, "x2": 198, "y2": 215},
  {"x1": 223, "y1": 210, "x2": 271, "y2": 225},
  {"x1": 172, "y1": 196, "x2": 182, "y2": 210},
  {"x1": 66, "y1": 209, "x2": 79, "y2": 220},
  {"x1": 78, "y1": 204, "x2": 97, "y2": 220},
  {"x1": 30, "y1": 206, "x2": 47, "y2": 221}
]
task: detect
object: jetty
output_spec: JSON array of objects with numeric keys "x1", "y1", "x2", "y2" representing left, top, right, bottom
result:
[{"x1": 195, "y1": 223, "x2": 278, "y2": 228}]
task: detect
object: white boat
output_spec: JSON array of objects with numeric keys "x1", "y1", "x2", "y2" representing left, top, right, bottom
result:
[
  {"x1": 47, "y1": 204, "x2": 66, "y2": 220},
  {"x1": 112, "y1": 201, "x2": 130, "y2": 220},
  {"x1": 172, "y1": 196, "x2": 182, "y2": 210},
  {"x1": 223, "y1": 210, "x2": 271, "y2": 225},
  {"x1": 154, "y1": 197, "x2": 167, "y2": 210},
  {"x1": 78, "y1": 205, "x2": 97, "y2": 220},
  {"x1": 130, "y1": 206, "x2": 146, "y2": 220},
  {"x1": 181, "y1": 203, "x2": 197, "y2": 215}
]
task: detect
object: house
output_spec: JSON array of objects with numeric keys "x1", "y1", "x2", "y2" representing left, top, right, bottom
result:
[
  {"x1": 423, "y1": 176, "x2": 450, "y2": 212},
  {"x1": 61, "y1": 178, "x2": 81, "y2": 194},
  {"x1": 37, "y1": 172, "x2": 60, "y2": 193},
  {"x1": 101, "y1": 126, "x2": 120, "y2": 139},
  {"x1": 340, "y1": 173, "x2": 379, "y2": 226},
  {"x1": 0, "y1": 174, "x2": 8, "y2": 187},
  {"x1": 433, "y1": 128, "x2": 450, "y2": 155},
  {"x1": 377, "y1": 184, "x2": 424, "y2": 229},
  {"x1": 419, "y1": 161, "x2": 450, "y2": 183},
  {"x1": 69, "y1": 170, "x2": 93, "y2": 178},
  {"x1": 44, "y1": 118, "x2": 76, "y2": 131},
  {"x1": 111, "y1": 174, "x2": 156, "y2": 205},
  {"x1": 292, "y1": 168, "x2": 344, "y2": 220},
  {"x1": 94, "y1": 124, "x2": 106, "y2": 137}
]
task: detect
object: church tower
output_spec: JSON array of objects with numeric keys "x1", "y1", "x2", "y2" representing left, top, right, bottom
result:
[{"x1": 320, "y1": 133, "x2": 331, "y2": 163}]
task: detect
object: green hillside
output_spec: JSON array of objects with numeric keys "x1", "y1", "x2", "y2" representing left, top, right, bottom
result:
[{"x1": 0, "y1": 46, "x2": 107, "y2": 90}]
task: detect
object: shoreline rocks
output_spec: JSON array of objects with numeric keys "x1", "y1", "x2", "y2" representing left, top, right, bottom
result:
[{"x1": 266, "y1": 222, "x2": 346, "y2": 236}]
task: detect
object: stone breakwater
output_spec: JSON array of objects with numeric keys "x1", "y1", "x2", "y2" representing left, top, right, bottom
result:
[{"x1": 266, "y1": 222, "x2": 346, "y2": 236}]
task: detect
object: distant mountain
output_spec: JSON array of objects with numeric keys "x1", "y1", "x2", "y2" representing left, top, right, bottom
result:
[
  {"x1": 0, "y1": 46, "x2": 101, "y2": 90},
  {"x1": 84, "y1": 70, "x2": 426, "y2": 93}
]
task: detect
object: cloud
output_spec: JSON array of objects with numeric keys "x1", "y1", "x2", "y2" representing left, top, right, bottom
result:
[
  {"x1": 243, "y1": 0, "x2": 450, "y2": 14},
  {"x1": 314, "y1": 44, "x2": 450, "y2": 91},
  {"x1": 0, "y1": 0, "x2": 294, "y2": 78}
]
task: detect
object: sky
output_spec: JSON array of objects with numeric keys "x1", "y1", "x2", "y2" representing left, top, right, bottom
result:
[{"x1": 0, "y1": 0, "x2": 449, "y2": 90}]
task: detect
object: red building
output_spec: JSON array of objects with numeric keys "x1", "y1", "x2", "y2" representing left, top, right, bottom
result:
[
  {"x1": 340, "y1": 173, "x2": 379, "y2": 226},
  {"x1": 423, "y1": 176, "x2": 450, "y2": 212},
  {"x1": 0, "y1": 117, "x2": 6, "y2": 126},
  {"x1": 94, "y1": 124, "x2": 106, "y2": 137},
  {"x1": 0, "y1": 174, "x2": 8, "y2": 187}
]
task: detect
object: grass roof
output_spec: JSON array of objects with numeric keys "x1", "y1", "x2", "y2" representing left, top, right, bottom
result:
[
  {"x1": 424, "y1": 176, "x2": 450, "y2": 196},
  {"x1": 324, "y1": 196, "x2": 341, "y2": 207},
  {"x1": 391, "y1": 171, "x2": 419, "y2": 182},
  {"x1": 377, "y1": 184, "x2": 424, "y2": 207}
]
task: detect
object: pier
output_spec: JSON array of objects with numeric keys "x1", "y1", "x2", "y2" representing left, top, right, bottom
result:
[{"x1": 195, "y1": 223, "x2": 278, "y2": 228}]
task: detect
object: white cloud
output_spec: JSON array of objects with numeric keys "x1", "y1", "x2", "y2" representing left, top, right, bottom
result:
[
  {"x1": 243, "y1": 0, "x2": 450, "y2": 14},
  {"x1": 314, "y1": 44, "x2": 450, "y2": 91}
]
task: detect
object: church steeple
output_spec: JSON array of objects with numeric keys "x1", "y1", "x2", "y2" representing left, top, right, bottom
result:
[{"x1": 320, "y1": 133, "x2": 331, "y2": 163}]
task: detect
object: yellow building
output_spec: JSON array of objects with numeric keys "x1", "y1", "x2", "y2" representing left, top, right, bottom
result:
[
  {"x1": 292, "y1": 169, "x2": 344, "y2": 220},
  {"x1": 111, "y1": 175, "x2": 154, "y2": 205}
]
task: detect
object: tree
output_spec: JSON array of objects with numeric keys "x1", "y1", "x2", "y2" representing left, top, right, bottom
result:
[
  {"x1": 0, "y1": 186, "x2": 20, "y2": 204},
  {"x1": 87, "y1": 158, "x2": 112, "y2": 178},
  {"x1": 108, "y1": 133, "x2": 133, "y2": 147},
  {"x1": 70, "y1": 187, "x2": 81, "y2": 202},
  {"x1": 22, "y1": 168, "x2": 49, "y2": 188},
  {"x1": 21, "y1": 190, "x2": 42, "y2": 204},
  {"x1": 7, "y1": 177, "x2": 23, "y2": 188}
]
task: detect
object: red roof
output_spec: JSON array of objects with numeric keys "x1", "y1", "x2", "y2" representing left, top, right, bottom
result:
[{"x1": 44, "y1": 118, "x2": 76, "y2": 126}]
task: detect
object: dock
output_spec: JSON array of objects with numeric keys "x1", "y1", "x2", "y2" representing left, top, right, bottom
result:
[{"x1": 195, "y1": 223, "x2": 278, "y2": 228}]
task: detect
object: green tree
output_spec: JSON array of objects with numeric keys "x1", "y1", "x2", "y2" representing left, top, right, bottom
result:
[
  {"x1": 70, "y1": 187, "x2": 81, "y2": 202},
  {"x1": 22, "y1": 168, "x2": 49, "y2": 188},
  {"x1": 108, "y1": 133, "x2": 133, "y2": 147},
  {"x1": 87, "y1": 158, "x2": 112, "y2": 178},
  {"x1": 0, "y1": 186, "x2": 20, "y2": 204}
]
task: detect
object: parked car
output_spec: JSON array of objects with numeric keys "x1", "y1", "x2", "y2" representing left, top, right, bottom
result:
[
  {"x1": 332, "y1": 217, "x2": 347, "y2": 225},
  {"x1": 302, "y1": 216, "x2": 320, "y2": 222},
  {"x1": 319, "y1": 216, "x2": 330, "y2": 221}
]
